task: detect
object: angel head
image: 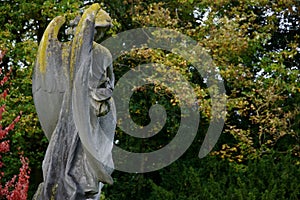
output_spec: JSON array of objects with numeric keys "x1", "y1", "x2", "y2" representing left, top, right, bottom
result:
[
  {"x1": 68, "y1": 9, "x2": 112, "y2": 42},
  {"x1": 94, "y1": 9, "x2": 112, "y2": 42}
]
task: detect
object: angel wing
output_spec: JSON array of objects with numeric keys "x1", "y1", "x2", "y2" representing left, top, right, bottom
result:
[
  {"x1": 32, "y1": 4, "x2": 100, "y2": 140},
  {"x1": 32, "y1": 16, "x2": 70, "y2": 140},
  {"x1": 33, "y1": 3, "x2": 114, "y2": 184}
]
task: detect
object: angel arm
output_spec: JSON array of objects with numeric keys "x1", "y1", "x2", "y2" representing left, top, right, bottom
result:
[{"x1": 72, "y1": 4, "x2": 115, "y2": 185}]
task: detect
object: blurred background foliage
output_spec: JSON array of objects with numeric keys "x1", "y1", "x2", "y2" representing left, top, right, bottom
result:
[{"x1": 0, "y1": 0, "x2": 299, "y2": 199}]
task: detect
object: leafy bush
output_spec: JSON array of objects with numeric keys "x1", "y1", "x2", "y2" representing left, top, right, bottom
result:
[
  {"x1": 103, "y1": 153, "x2": 299, "y2": 200},
  {"x1": 0, "y1": 51, "x2": 30, "y2": 200}
]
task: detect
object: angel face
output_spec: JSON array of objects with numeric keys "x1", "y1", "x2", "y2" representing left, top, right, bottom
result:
[
  {"x1": 95, "y1": 9, "x2": 112, "y2": 28},
  {"x1": 94, "y1": 9, "x2": 112, "y2": 42}
]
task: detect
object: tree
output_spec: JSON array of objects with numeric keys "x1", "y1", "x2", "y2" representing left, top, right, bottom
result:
[
  {"x1": 0, "y1": 50, "x2": 30, "y2": 200},
  {"x1": 0, "y1": 0, "x2": 299, "y2": 198},
  {"x1": 101, "y1": 0, "x2": 300, "y2": 198},
  {"x1": 0, "y1": 1, "x2": 85, "y2": 196},
  {"x1": 103, "y1": 0, "x2": 300, "y2": 162}
]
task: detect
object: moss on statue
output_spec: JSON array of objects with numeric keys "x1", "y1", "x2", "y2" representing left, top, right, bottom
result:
[
  {"x1": 38, "y1": 16, "x2": 66, "y2": 74},
  {"x1": 70, "y1": 3, "x2": 100, "y2": 81}
]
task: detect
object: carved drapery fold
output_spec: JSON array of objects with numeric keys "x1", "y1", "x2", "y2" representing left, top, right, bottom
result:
[{"x1": 32, "y1": 4, "x2": 115, "y2": 199}]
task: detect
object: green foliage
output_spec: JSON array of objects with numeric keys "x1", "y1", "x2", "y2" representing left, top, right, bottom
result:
[
  {"x1": 108, "y1": 0, "x2": 300, "y2": 162},
  {"x1": 0, "y1": 0, "x2": 299, "y2": 198},
  {"x1": 103, "y1": 154, "x2": 300, "y2": 200},
  {"x1": 0, "y1": 1, "x2": 84, "y2": 197}
]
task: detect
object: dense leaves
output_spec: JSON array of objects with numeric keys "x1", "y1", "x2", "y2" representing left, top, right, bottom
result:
[
  {"x1": 0, "y1": 0, "x2": 299, "y2": 199},
  {"x1": 0, "y1": 52, "x2": 30, "y2": 200}
]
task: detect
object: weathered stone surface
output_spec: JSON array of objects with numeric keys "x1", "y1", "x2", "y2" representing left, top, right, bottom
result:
[{"x1": 32, "y1": 4, "x2": 116, "y2": 199}]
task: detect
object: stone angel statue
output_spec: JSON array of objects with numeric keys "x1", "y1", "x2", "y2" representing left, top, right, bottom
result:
[{"x1": 32, "y1": 4, "x2": 116, "y2": 199}]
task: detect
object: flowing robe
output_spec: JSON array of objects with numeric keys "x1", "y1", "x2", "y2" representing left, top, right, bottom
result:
[{"x1": 32, "y1": 4, "x2": 116, "y2": 199}]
